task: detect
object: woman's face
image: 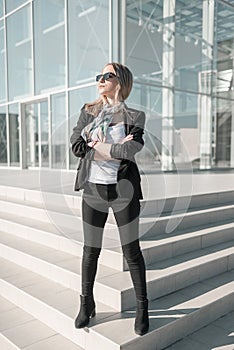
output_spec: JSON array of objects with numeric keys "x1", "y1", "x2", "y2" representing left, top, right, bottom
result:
[{"x1": 98, "y1": 64, "x2": 120, "y2": 101}]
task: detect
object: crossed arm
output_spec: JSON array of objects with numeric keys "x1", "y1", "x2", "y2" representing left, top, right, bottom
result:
[
  {"x1": 88, "y1": 134, "x2": 134, "y2": 161},
  {"x1": 70, "y1": 108, "x2": 145, "y2": 161}
]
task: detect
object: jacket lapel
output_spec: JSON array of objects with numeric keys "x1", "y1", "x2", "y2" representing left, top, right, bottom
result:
[{"x1": 123, "y1": 105, "x2": 135, "y2": 135}]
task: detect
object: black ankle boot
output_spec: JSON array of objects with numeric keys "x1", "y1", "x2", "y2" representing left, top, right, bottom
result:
[
  {"x1": 134, "y1": 299, "x2": 149, "y2": 336},
  {"x1": 74, "y1": 295, "x2": 96, "y2": 328}
]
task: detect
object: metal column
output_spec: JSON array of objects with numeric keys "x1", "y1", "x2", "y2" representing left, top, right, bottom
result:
[
  {"x1": 199, "y1": 0, "x2": 215, "y2": 169},
  {"x1": 161, "y1": 0, "x2": 175, "y2": 171},
  {"x1": 230, "y1": 39, "x2": 234, "y2": 167}
]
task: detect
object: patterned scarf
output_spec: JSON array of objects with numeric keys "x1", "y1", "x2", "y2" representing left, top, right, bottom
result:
[{"x1": 81, "y1": 102, "x2": 125, "y2": 143}]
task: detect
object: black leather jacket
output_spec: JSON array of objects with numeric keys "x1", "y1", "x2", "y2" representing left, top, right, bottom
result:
[{"x1": 70, "y1": 104, "x2": 145, "y2": 199}]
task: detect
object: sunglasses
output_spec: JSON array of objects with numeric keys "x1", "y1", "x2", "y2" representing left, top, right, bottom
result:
[{"x1": 96, "y1": 72, "x2": 117, "y2": 82}]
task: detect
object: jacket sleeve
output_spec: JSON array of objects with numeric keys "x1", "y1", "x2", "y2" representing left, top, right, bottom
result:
[
  {"x1": 110, "y1": 111, "x2": 145, "y2": 160},
  {"x1": 70, "y1": 107, "x2": 94, "y2": 159}
]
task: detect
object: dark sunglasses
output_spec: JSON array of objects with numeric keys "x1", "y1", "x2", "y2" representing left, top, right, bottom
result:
[{"x1": 96, "y1": 72, "x2": 117, "y2": 82}]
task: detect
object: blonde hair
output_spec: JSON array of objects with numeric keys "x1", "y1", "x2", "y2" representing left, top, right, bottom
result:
[{"x1": 85, "y1": 62, "x2": 133, "y2": 116}]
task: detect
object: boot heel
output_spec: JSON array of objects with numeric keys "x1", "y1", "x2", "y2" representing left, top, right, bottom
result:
[
  {"x1": 75, "y1": 295, "x2": 96, "y2": 328},
  {"x1": 90, "y1": 309, "x2": 96, "y2": 318},
  {"x1": 134, "y1": 299, "x2": 149, "y2": 336}
]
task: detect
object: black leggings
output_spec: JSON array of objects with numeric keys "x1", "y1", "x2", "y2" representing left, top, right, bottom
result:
[{"x1": 81, "y1": 182, "x2": 147, "y2": 301}]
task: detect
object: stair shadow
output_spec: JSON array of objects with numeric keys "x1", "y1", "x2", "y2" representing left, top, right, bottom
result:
[
  {"x1": 86, "y1": 270, "x2": 234, "y2": 330},
  {"x1": 85, "y1": 307, "x2": 198, "y2": 332}
]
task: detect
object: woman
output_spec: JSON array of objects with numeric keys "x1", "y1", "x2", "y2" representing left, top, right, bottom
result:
[{"x1": 70, "y1": 62, "x2": 149, "y2": 336}]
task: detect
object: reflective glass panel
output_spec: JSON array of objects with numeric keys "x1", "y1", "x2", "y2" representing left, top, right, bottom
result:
[
  {"x1": 126, "y1": 0, "x2": 163, "y2": 84},
  {"x1": 174, "y1": 90, "x2": 200, "y2": 168},
  {"x1": 25, "y1": 103, "x2": 39, "y2": 167},
  {"x1": 9, "y1": 104, "x2": 20, "y2": 166},
  {"x1": 0, "y1": 19, "x2": 6, "y2": 102},
  {"x1": 6, "y1": 5, "x2": 32, "y2": 100},
  {"x1": 0, "y1": 105, "x2": 7, "y2": 165},
  {"x1": 69, "y1": 85, "x2": 97, "y2": 169},
  {"x1": 51, "y1": 93, "x2": 66, "y2": 168},
  {"x1": 175, "y1": 0, "x2": 204, "y2": 92},
  {"x1": 216, "y1": 96, "x2": 233, "y2": 167},
  {"x1": 0, "y1": 0, "x2": 3, "y2": 17},
  {"x1": 34, "y1": 0, "x2": 65, "y2": 93},
  {"x1": 68, "y1": 0, "x2": 109, "y2": 87},
  {"x1": 40, "y1": 101, "x2": 49, "y2": 167},
  {"x1": 6, "y1": 0, "x2": 27, "y2": 13},
  {"x1": 215, "y1": 1, "x2": 234, "y2": 167},
  {"x1": 128, "y1": 82, "x2": 162, "y2": 172}
]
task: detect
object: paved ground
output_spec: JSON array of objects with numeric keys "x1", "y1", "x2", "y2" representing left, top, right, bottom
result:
[
  {"x1": 1, "y1": 168, "x2": 234, "y2": 199},
  {"x1": 1, "y1": 168, "x2": 234, "y2": 349},
  {"x1": 165, "y1": 311, "x2": 234, "y2": 350}
]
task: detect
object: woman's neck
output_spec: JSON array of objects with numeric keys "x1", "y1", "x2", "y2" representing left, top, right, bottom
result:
[{"x1": 105, "y1": 97, "x2": 121, "y2": 106}]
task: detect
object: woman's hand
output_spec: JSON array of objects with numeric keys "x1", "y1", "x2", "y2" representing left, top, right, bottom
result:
[
  {"x1": 93, "y1": 142, "x2": 112, "y2": 160},
  {"x1": 120, "y1": 134, "x2": 133, "y2": 144},
  {"x1": 87, "y1": 140, "x2": 98, "y2": 148}
]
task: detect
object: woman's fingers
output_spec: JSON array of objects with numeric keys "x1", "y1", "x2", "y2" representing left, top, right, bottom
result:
[
  {"x1": 121, "y1": 134, "x2": 133, "y2": 144},
  {"x1": 87, "y1": 140, "x2": 98, "y2": 148}
]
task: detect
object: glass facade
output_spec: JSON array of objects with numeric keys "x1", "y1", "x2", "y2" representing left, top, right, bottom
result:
[
  {"x1": 0, "y1": 19, "x2": 6, "y2": 103},
  {"x1": 68, "y1": 0, "x2": 109, "y2": 87},
  {"x1": 9, "y1": 103, "x2": 20, "y2": 166},
  {"x1": 5, "y1": 0, "x2": 27, "y2": 14},
  {"x1": 0, "y1": 105, "x2": 7, "y2": 165},
  {"x1": 34, "y1": 0, "x2": 65, "y2": 93},
  {"x1": 6, "y1": 4, "x2": 33, "y2": 100},
  {"x1": 126, "y1": 0, "x2": 234, "y2": 170},
  {"x1": 0, "y1": 0, "x2": 233, "y2": 171}
]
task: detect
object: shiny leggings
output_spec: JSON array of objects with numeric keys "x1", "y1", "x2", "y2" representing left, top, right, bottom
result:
[{"x1": 81, "y1": 183, "x2": 147, "y2": 301}]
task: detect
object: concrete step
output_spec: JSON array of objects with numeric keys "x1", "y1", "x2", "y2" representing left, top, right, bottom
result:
[
  {"x1": 0, "y1": 258, "x2": 116, "y2": 349},
  {"x1": 0, "y1": 295, "x2": 82, "y2": 350},
  {"x1": 1, "y1": 195, "x2": 234, "y2": 244},
  {"x1": 88, "y1": 272, "x2": 234, "y2": 350},
  {"x1": 0, "y1": 229, "x2": 233, "y2": 311},
  {"x1": 0, "y1": 211, "x2": 234, "y2": 272},
  {"x1": 0, "y1": 212, "x2": 122, "y2": 271},
  {"x1": 164, "y1": 311, "x2": 234, "y2": 350},
  {"x1": 1, "y1": 185, "x2": 234, "y2": 219},
  {"x1": 0, "y1": 198, "x2": 117, "y2": 234},
  {"x1": 0, "y1": 257, "x2": 233, "y2": 350},
  {"x1": 140, "y1": 202, "x2": 234, "y2": 238}
]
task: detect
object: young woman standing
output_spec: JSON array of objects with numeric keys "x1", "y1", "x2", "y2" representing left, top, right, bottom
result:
[{"x1": 70, "y1": 62, "x2": 149, "y2": 336}]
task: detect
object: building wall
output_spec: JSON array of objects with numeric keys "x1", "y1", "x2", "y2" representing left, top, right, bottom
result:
[{"x1": 0, "y1": 0, "x2": 233, "y2": 171}]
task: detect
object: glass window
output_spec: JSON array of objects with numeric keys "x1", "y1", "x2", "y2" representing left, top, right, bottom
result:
[
  {"x1": 5, "y1": 0, "x2": 27, "y2": 13},
  {"x1": 126, "y1": 0, "x2": 163, "y2": 84},
  {"x1": 68, "y1": 0, "x2": 109, "y2": 87},
  {"x1": 34, "y1": 0, "x2": 65, "y2": 93},
  {"x1": 0, "y1": 105, "x2": 7, "y2": 165},
  {"x1": 128, "y1": 82, "x2": 162, "y2": 172},
  {"x1": 51, "y1": 92, "x2": 66, "y2": 168},
  {"x1": 0, "y1": 20, "x2": 6, "y2": 102},
  {"x1": 69, "y1": 85, "x2": 97, "y2": 169},
  {"x1": 175, "y1": 0, "x2": 203, "y2": 92},
  {"x1": 215, "y1": 96, "x2": 233, "y2": 167},
  {"x1": 24, "y1": 102, "x2": 39, "y2": 167},
  {"x1": 6, "y1": 5, "x2": 33, "y2": 100},
  {"x1": 0, "y1": 0, "x2": 3, "y2": 18},
  {"x1": 40, "y1": 101, "x2": 49, "y2": 167},
  {"x1": 9, "y1": 104, "x2": 20, "y2": 166},
  {"x1": 174, "y1": 90, "x2": 200, "y2": 167},
  {"x1": 215, "y1": 1, "x2": 234, "y2": 168}
]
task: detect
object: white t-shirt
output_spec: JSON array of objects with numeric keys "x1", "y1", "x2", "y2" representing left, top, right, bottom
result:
[{"x1": 88, "y1": 123, "x2": 126, "y2": 184}]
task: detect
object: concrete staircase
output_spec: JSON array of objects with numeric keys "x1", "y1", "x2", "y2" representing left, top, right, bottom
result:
[{"x1": 0, "y1": 185, "x2": 233, "y2": 350}]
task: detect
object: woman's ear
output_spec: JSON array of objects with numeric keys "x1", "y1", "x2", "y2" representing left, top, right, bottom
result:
[{"x1": 114, "y1": 84, "x2": 121, "y2": 101}]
